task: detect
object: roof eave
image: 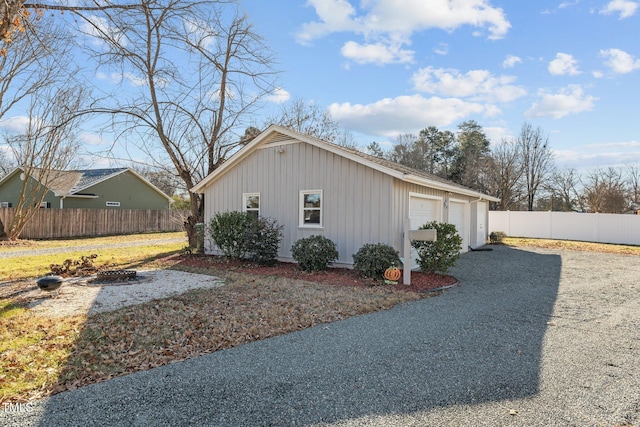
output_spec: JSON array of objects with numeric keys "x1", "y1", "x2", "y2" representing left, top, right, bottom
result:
[{"x1": 402, "y1": 174, "x2": 501, "y2": 202}]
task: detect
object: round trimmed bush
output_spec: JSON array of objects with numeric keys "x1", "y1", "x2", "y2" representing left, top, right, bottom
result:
[
  {"x1": 352, "y1": 243, "x2": 401, "y2": 280},
  {"x1": 411, "y1": 221, "x2": 462, "y2": 274},
  {"x1": 489, "y1": 231, "x2": 507, "y2": 244},
  {"x1": 245, "y1": 216, "x2": 283, "y2": 265},
  {"x1": 208, "y1": 211, "x2": 254, "y2": 259},
  {"x1": 290, "y1": 235, "x2": 339, "y2": 272}
]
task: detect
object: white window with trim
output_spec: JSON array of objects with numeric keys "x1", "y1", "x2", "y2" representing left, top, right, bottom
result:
[
  {"x1": 243, "y1": 193, "x2": 260, "y2": 219},
  {"x1": 300, "y1": 190, "x2": 322, "y2": 227}
]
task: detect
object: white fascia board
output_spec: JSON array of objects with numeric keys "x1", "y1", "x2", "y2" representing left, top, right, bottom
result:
[
  {"x1": 402, "y1": 174, "x2": 500, "y2": 202},
  {"x1": 190, "y1": 129, "x2": 272, "y2": 193}
]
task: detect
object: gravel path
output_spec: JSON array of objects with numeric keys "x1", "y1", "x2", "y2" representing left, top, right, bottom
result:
[
  {"x1": 24, "y1": 270, "x2": 225, "y2": 318},
  {"x1": 2, "y1": 245, "x2": 639, "y2": 426},
  {"x1": 0, "y1": 238, "x2": 186, "y2": 259}
]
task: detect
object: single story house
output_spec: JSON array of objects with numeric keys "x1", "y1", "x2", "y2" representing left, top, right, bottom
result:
[
  {"x1": 191, "y1": 125, "x2": 500, "y2": 268},
  {"x1": 0, "y1": 167, "x2": 172, "y2": 210}
]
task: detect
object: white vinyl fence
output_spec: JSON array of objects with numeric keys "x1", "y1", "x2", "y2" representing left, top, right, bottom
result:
[{"x1": 489, "y1": 211, "x2": 640, "y2": 246}]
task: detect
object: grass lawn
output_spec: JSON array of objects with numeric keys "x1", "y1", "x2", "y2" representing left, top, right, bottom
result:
[
  {"x1": 0, "y1": 232, "x2": 425, "y2": 403},
  {"x1": 5, "y1": 233, "x2": 637, "y2": 404},
  {"x1": 0, "y1": 232, "x2": 186, "y2": 282},
  {"x1": 502, "y1": 237, "x2": 640, "y2": 256}
]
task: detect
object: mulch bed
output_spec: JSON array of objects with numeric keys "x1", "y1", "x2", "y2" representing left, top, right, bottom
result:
[{"x1": 171, "y1": 254, "x2": 457, "y2": 293}]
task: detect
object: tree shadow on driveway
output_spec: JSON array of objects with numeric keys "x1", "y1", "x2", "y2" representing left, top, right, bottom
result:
[{"x1": 19, "y1": 245, "x2": 561, "y2": 426}]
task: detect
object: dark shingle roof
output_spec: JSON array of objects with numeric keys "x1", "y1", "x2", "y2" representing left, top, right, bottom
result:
[{"x1": 28, "y1": 168, "x2": 128, "y2": 196}]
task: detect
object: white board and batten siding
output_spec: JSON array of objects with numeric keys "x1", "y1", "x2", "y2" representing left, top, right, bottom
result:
[
  {"x1": 204, "y1": 139, "x2": 396, "y2": 266},
  {"x1": 197, "y1": 126, "x2": 497, "y2": 267}
]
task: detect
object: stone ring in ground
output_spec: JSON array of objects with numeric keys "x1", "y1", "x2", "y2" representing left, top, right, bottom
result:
[{"x1": 96, "y1": 269, "x2": 137, "y2": 281}]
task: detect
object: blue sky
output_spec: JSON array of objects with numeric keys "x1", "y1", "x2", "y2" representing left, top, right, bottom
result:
[
  {"x1": 1, "y1": 0, "x2": 639, "y2": 174},
  {"x1": 238, "y1": 0, "x2": 640, "y2": 172}
]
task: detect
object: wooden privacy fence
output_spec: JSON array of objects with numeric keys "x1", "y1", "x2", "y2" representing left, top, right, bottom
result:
[
  {"x1": 0, "y1": 208, "x2": 187, "y2": 239},
  {"x1": 489, "y1": 211, "x2": 640, "y2": 246}
]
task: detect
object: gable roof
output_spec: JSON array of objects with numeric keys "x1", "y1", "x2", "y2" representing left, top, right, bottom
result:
[
  {"x1": 0, "y1": 167, "x2": 172, "y2": 201},
  {"x1": 191, "y1": 125, "x2": 499, "y2": 202}
]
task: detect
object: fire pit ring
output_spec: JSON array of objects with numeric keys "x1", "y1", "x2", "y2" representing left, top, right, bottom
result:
[{"x1": 96, "y1": 269, "x2": 137, "y2": 282}]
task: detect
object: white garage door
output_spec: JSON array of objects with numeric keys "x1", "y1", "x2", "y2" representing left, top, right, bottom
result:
[
  {"x1": 449, "y1": 201, "x2": 468, "y2": 252},
  {"x1": 409, "y1": 196, "x2": 439, "y2": 230},
  {"x1": 408, "y1": 195, "x2": 440, "y2": 270}
]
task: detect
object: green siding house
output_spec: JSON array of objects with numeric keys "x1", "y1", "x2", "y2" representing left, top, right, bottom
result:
[{"x1": 0, "y1": 167, "x2": 172, "y2": 210}]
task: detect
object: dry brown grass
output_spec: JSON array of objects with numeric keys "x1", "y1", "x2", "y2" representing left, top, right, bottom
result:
[
  {"x1": 503, "y1": 237, "x2": 640, "y2": 256},
  {"x1": 1, "y1": 259, "x2": 425, "y2": 403}
]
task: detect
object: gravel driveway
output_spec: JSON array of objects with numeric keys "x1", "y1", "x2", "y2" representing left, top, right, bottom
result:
[{"x1": 2, "y1": 245, "x2": 639, "y2": 426}]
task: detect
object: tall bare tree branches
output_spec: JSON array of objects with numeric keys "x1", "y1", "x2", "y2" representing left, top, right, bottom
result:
[
  {"x1": 4, "y1": 84, "x2": 85, "y2": 239},
  {"x1": 486, "y1": 138, "x2": 524, "y2": 210},
  {"x1": 2, "y1": 1, "x2": 140, "y2": 53},
  {"x1": 518, "y1": 122, "x2": 554, "y2": 211},
  {"x1": 78, "y1": 0, "x2": 276, "y2": 245}
]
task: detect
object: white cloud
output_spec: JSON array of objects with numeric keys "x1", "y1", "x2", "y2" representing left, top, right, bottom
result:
[
  {"x1": 600, "y1": 48, "x2": 640, "y2": 73},
  {"x1": 434, "y1": 43, "x2": 449, "y2": 56},
  {"x1": 296, "y1": 0, "x2": 510, "y2": 65},
  {"x1": 328, "y1": 94, "x2": 493, "y2": 137},
  {"x1": 264, "y1": 87, "x2": 291, "y2": 104},
  {"x1": 526, "y1": 85, "x2": 596, "y2": 119},
  {"x1": 553, "y1": 140, "x2": 640, "y2": 169},
  {"x1": 0, "y1": 116, "x2": 30, "y2": 133},
  {"x1": 79, "y1": 132, "x2": 109, "y2": 146},
  {"x1": 295, "y1": 0, "x2": 358, "y2": 45},
  {"x1": 80, "y1": 15, "x2": 127, "y2": 48},
  {"x1": 548, "y1": 52, "x2": 581, "y2": 76},
  {"x1": 411, "y1": 67, "x2": 526, "y2": 103},
  {"x1": 600, "y1": 0, "x2": 639, "y2": 19},
  {"x1": 559, "y1": 1, "x2": 580, "y2": 9},
  {"x1": 341, "y1": 40, "x2": 414, "y2": 65},
  {"x1": 502, "y1": 54, "x2": 522, "y2": 68}
]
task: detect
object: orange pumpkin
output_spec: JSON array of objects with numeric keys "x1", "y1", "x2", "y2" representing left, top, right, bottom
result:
[{"x1": 384, "y1": 266, "x2": 401, "y2": 282}]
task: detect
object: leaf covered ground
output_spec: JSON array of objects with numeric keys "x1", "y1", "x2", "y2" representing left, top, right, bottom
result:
[{"x1": 2, "y1": 253, "x2": 450, "y2": 403}]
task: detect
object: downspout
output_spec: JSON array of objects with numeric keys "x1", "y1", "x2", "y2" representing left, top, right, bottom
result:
[{"x1": 60, "y1": 196, "x2": 65, "y2": 209}]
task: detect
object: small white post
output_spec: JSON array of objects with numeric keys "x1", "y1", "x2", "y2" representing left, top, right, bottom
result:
[
  {"x1": 402, "y1": 222, "x2": 437, "y2": 286},
  {"x1": 403, "y1": 218, "x2": 411, "y2": 285}
]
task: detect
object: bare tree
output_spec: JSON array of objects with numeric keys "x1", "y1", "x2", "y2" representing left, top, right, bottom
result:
[
  {"x1": 625, "y1": 162, "x2": 640, "y2": 205},
  {"x1": 1, "y1": 17, "x2": 74, "y2": 122},
  {"x1": 547, "y1": 168, "x2": 581, "y2": 211},
  {"x1": 79, "y1": 0, "x2": 277, "y2": 246},
  {"x1": 135, "y1": 165, "x2": 180, "y2": 197},
  {"x1": 3, "y1": 85, "x2": 85, "y2": 239},
  {"x1": 518, "y1": 122, "x2": 554, "y2": 211},
  {"x1": 580, "y1": 167, "x2": 627, "y2": 213},
  {"x1": 2, "y1": 1, "x2": 140, "y2": 54},
  {"x1": 0, "y1": 148, "x2": 14, "y2": 176},
  {"x1": 267, "y1": 98, "x2": 340, "y2": 143},
  {"x1": 486, "y1": 138, "x2": 524, "y2": 210}
]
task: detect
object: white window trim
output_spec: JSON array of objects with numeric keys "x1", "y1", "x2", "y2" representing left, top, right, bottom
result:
[
  {"x1": 299, "y1": 189, "x2": 323, "y2": 228},
  {"x1": 243, "y1": 192, "x2": 260, "y2": 217}
]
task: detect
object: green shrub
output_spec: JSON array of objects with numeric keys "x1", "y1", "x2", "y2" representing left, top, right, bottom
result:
[
  {"x1": 411, "y1": 221, "x2": 462, "y2": 274},
  {"x1": 352, "y1": 243, "x2": 401, "y2": 279},
  {"x1": 489, "y1": 231, "x2": 507, "y2": 244},
  {"x1": 290, "y1": 235, "x2": 339, "y2": 272},
  {"x1": 208, "y1": 211, "x2": 255, "y2": 259},
  {"x1": 208, "y1": 211, "x2": 283, "y2": 263},
  {"x1": 245, "y1": 217, "x2": 283, "y2": 265}
]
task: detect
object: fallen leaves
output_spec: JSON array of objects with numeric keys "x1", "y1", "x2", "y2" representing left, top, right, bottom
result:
[{"x1": 2, "y1": 273, "x2": 426, "y2": 403}]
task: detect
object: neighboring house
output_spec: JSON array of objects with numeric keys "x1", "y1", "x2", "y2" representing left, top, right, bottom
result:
[
  {"x1": 0, "y1": 167, "x2": 172, "y2": 210},
  {"x1": 191, "y1": 125, "x2": 500, "y2": 268}
]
